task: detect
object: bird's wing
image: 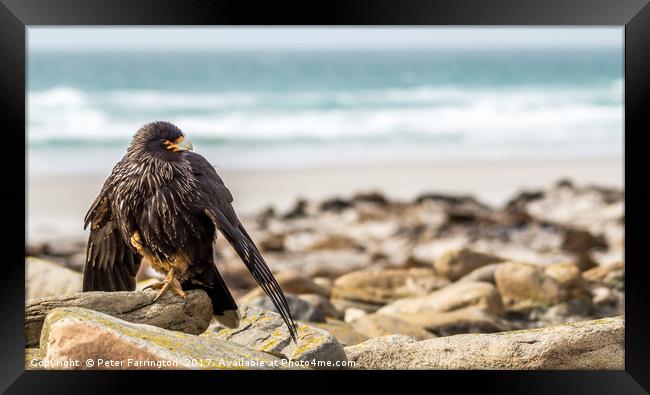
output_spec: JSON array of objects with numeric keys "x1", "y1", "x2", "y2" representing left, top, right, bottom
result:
[
  {"x1": 82, "y1": 189, "x2": 142, "y2": 292},
  {"x1": 186, "y1": 152, "x2": 298, "y2": 341}
]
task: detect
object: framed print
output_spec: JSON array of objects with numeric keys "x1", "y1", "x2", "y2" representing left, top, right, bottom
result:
[{"x1": 1, "y1": 0, "x2": 649, "y2": 391}]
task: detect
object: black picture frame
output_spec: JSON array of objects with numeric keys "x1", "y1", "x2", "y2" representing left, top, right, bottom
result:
[{"x1": 1, "y1": 0, "x2": 649, "y2": 391}]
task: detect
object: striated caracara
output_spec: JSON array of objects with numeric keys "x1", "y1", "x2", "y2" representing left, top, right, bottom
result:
[{"x1": 82, "y1": 121, "x2": 297, "y2": 340}]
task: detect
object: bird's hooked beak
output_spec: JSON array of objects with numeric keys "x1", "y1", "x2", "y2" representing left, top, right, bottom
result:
[{"x1": 165, "y1": 136, "x2": 193, "y2": 152}]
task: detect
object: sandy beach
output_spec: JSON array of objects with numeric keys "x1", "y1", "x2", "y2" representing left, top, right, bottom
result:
[{"x1": 27, "y1": 156, "x2": 622, "y2": 243}]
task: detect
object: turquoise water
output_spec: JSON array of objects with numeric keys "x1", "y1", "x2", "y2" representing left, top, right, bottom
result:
[{"x1": 28, "y1": 49, "x2": 623, "y2": 174}]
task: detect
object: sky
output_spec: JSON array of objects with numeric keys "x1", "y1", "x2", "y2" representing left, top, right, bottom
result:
[{"x1": 28, "y1": 27, "x2": 623, "y2": 51}]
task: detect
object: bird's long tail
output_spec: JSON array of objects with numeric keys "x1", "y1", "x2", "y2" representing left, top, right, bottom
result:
[{"x1": 205, "y1": 208, "x2": 298, "y2": 342}]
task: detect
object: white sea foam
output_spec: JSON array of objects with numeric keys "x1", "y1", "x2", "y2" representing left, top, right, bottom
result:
[{"x1": 28, "y1": 83, "x2": 623, "y2": 147}]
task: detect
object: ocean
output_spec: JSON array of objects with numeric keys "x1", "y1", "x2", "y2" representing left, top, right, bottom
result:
[{"x1": 27, "y1": 49, "x2": 623, "y2": 175}]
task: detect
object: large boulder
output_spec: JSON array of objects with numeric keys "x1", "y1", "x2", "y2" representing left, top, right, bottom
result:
[
  {"x1": 433, "y1": 248, "x2": 504, "y2": 281},
  {"x1": 349, "y1": 313, "x2": 435, "y2": 341},
  {"x1": 25, "y1": 289, "x2": 213, "y2": 347},
  {"x1": 377, "y1": 281, "x2": 503, "y2": 316},
  {"x1": 495, "y1": 262, "x2": 569, "y2": 308},
  {"x1": 26, "y1": 257, "x2": 82, "y2": 300},
  {"x1": 39, "y1": 307, "x2": 287, "y2": 370},
  {"x1": 345, "y1": 316, "x2": 624, "y2": 369},
  {"x1": 201, "y1": 305, "x2": 347, "y2": 367},
  {"x1": 332, "y1": 268, "x2": 449, "y2": 305}
]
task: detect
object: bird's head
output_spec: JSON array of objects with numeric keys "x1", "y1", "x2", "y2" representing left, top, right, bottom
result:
[{"x1": 128, "y1": 121, "x2": 193, "y2": 161}]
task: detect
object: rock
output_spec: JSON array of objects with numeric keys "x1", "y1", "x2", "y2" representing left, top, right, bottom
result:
[
  {"x1": 249, "y1": 293, "x2": 326, "y2": 323},
  {"x1": 26, "y1": 242, "x2": 48, "y2": 256},
  {"x1": 258, "y1": 232, "x2": 285, "y2": 252},
  {"x1": 456, "y1": 263, "x2": 502, "y2": 284},
  {"x1": 396, "y1": 307, "x2": 514, "y2": 336},
  {"x1": 310, "y1": 319, "x2": 369, "y2": 346},
  {"x1": 501, "y1": 189, "x2": 545, "y2": 225},
  {"x1": 344, "y1": 307, "x2": 367, "y2": 323},
  {"x1": 414, "y1": 193, "x2": 491, "y2": 211},
  {"x1": 65, "y1": 252, "x2": 87, "y2": 272},
  {"x1": 284, "y1": 232, "x2": 359, "y2": 252},
  {"x1": 349, "y1": 313, "x2": 435, "y2": 341},
  {"x1": 297, "y1": 293, "x2": 341, "y2": 319},
  {"x1": 591, "y1": 287, "x2": 624, "y2": 318},
  {"x1": 543, "y1": 262, "x2": 591, "y2": 302},
  {"x1": 202, "y1": 305, "x2": 347, "y2": 366},
  {"x1": 495, "y1": 262, "x2": 568, "y2": 308},
  {"x1": 332, "y1": 268, "x2": 449, "y2": 305},
  {"x1": 412, "y1": 238, "x2": 471, "y2": 268},
  {"x1": 377, "y1": 281, "x2": 503, "y2": 316},
  {"x1": 345, "y1": 316, "x2": 624, "y2": 369},
  {"x1": 26, "y1": 257, "x2": 82, "y2": 300},
  {"x1": 319, "y1": 197, "x2": 353, "y2": 213},
  {"x1": 522, "y1": 183, "x2": 624, "y2": 267},
  {"x1": 25, "y1": 289, "x2": 212, "y2": 347},
  {"x1": 592, "y1": 287, "x2": 618, "y2": 306},
  {"x1": 352, "y1": 191, "x2": 389, "y2": 206},
  {"x1": 255, "y1": 206, "x2": 276, "y2": 229},
  {"x1": 582, "y1": 261, "x2": 624, "y2": 289},
  {"x1": 530, "y1": 299, "x2": 594, "y2": 325},
  {"x1": 414, "y1": 194, "x2": 494, "y2": 228},
  {"x1": 40, "y1": 307, "x2": 286, "y2": 369},
  {"x1": 433, "y1": 248, "x2": 504, "y2": 281},
  {"x1": 346, "y1": 220, "x2": 401, "y2": 243},
  {"x1": 33, "y1": 253, "x2": 87, "y2": 273},
  {"x1": 366, "y1": 236, "x2": 414, "y2": 267},
  {"x1": 561, "y1": 227, "x2": 607, "y2": 254},
  {"x1": 218, "y1": 263, "x2": 258, "y2": 293},
  {"x1": 525, "y1": 183, "x2": 623, "y2": 238},
  {"x1": 42, "y1": 239, "x2": 86, "y2": 257},
  {"x1": 544, "y1": 262, "x2": 582, "y2": 288},
  {"x1": 240, "y1": 271, "x2": 331, "y2": 302},
  {"x1": 312, "y1": 277, "x2": 333, "y2": 293},
  {"x1": 331, "y1": 298, "x2": 383, "y2": 314},
  {"x1": 283, "y1": 198, "x2": 309, "y2": 219},
  {"x1": 467, "y1": 223, "x2": 573, "y2": 265}
]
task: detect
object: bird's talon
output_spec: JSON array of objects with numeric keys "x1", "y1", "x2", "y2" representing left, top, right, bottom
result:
[{"x1": 148, "y1": 269, "x2": 185, "y2": 301}]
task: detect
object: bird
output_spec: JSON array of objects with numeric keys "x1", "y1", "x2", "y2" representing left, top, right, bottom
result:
[{"x1": 82, "y1": 121, "x2": 298, "y2": 341}]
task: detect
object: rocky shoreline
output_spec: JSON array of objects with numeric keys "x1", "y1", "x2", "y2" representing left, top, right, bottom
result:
[{"x1": 25, "y1": 179, "x2": 624, "y2": 369}]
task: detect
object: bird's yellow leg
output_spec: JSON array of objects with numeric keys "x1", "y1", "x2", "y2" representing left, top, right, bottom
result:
[
  {"x1": 130, "y1": 231, "x2": 143, "y2": 251},
  {"x1": 145, "y1": 269, "x2": 186, "y2": 301}
]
